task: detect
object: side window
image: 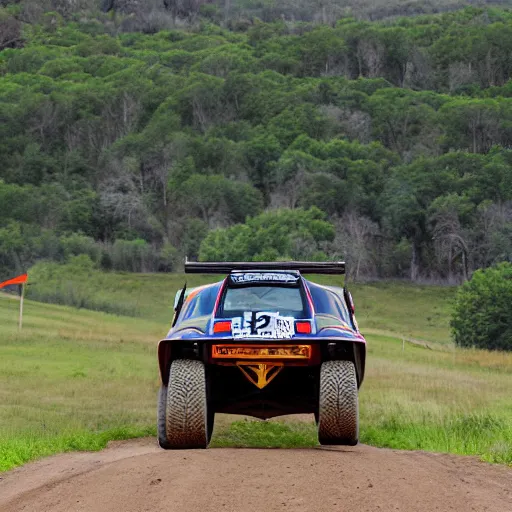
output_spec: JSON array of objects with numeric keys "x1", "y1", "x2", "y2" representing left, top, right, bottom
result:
[
  {"x1": 331, "y1": 293, "x2": 351, "y2": 324},
  {"x1": 308, "y1": 283, "x2": 350, "y2": 322},
  {"x1": 309, "y1": 284, "x2": 337, "y2": 317},
  {"x1": 177, "y1": 283, "x2": 222, "y2": 323},
  {"x1": 181, "y1": 295, "x2": 199, "y2": 321}
]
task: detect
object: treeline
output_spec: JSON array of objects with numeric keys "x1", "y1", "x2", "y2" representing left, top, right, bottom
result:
[
  {"x1": 1, "y1": 6, "x2": 512, "y2": 281},
  {"x1": 1, "y1": 0, "x2": 509, "y2": 35}
]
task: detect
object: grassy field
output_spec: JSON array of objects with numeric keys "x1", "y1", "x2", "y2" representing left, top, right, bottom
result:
[
  {"x1": 28, "y1": 262, "x2": 456, "y2": 342},
  {"x1": 0, "y1": 292, "x2": 164, "y2": 471},
  {"x1": 0, "y1": 271, "x2": 511, "y2": 472}
]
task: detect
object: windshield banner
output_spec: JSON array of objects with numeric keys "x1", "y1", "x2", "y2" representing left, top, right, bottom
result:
[{"x1": 229, "y1": 272, "x2": 299, "y2": 285}]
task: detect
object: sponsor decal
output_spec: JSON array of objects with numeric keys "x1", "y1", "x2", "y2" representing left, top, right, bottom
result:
[
  {"x1": 231, "y1": 311, "x2": 295, "y2": 339},
  {"x1": 230, "y1": 272, "x2": 299, "y2": 285},
  {"x1": 212, "y1": 345, "x2": 311, "y2": 359}
]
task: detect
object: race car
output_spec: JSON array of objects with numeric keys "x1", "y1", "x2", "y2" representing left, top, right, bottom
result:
[{"x1": 157, "y1": 261, "x2": 366, "y2": 449}]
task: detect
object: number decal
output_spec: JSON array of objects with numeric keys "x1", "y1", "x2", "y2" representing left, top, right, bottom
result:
[
  {"x1": 232, "y1": 312, "x2": 295, "y2": 339},
  {"x1": 255, "y1": 313, "x2": 271, "y2": 332}
]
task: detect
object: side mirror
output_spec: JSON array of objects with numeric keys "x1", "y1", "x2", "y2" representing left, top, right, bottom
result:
[
  {"x1": 343, "y1": 288, "x2": 355, "y2": 315},
  {"x1": 172, "y1": 283, "x2": 187, "y2": 327}
]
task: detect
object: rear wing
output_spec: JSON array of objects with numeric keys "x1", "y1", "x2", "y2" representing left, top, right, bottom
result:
[{"x1": 184, "y1": 261, "x2": 345, "y2": 275}]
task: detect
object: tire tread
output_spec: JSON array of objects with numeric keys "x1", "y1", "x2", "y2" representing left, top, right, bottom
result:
[
  {"x1": 318, "y1": 360, "x2": 359, "y2": 446},
  {"x1": 165, "y1": 359, "x2": 209, "y2": 449}
]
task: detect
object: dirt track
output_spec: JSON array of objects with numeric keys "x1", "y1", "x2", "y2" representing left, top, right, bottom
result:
[{"x1": 1, "y1": 438, "x2": 511, "y2": 512}]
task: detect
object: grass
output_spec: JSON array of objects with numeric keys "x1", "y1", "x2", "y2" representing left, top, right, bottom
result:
[
  {"x1": 0, "y1": 292, "x2": 164, "y2": 472},
  {"x1": 0, "y1": 426, "x2": 156, "y2": 472},
  {"x1": 360, "y1": 333, "x2": 512, "y2": 464},
  {"x1": 212, "y1": 420, "x2": 318, "y2": 449},
  {"x1": 0, "y1": 270, "x2": 511, "y2": 472}
]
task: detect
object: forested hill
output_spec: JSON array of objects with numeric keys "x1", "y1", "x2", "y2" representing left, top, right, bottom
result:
[{"x1": 1, "y1": 3, "x2": 512, "y2": 282}]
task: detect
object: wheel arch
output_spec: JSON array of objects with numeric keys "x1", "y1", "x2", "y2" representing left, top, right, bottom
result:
[
  {"x1": 158, "y1": 339, "x2": 206, "y2": 385},
  {"x1": 158, "y1": 339, "x2": 173, "y2": 386},
  {"x1": 323, "y1": 340, "x2": 366, "y2": 388}
]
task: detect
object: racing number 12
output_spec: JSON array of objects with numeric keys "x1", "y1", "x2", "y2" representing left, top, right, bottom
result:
[{"x1": 251, "y1": 312, "x2": 270, "y2": 335}]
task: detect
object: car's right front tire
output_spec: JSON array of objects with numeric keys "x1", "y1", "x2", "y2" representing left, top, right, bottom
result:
[
  {"x1": 318, "y1": 360, "x2": 359, "y2": 446},
  {"x1": 157, "y1": 385, "x2": 171, "y2": 449},
  {"x1": 158, "y1": 359, "x2": 212, "y2": 449}
]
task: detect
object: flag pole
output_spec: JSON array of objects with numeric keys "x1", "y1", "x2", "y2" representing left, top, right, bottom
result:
[{"x1": 18, "y1": 282, "x2": 25, "y2": 331}]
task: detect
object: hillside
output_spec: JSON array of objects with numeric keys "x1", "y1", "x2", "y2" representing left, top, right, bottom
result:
[{"x1": 1, "y1": 3, "x2": 512, "y2": 282}]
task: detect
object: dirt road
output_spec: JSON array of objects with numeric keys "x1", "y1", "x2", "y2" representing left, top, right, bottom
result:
[{"x1": 1, "y1": 438, "x2": 511, "y2": 512}]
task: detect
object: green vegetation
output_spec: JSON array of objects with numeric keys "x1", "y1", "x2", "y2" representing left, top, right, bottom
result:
[
  {"x1": 1, "y1": 275, "x2": 511, "y2": 471},
  {"x1": 1, "y1": 5, "x2": 512, "y2": 282},
  {"x1": 199, "y1": 207, "x2": 335, "y2": 262},
  {"x1": 212, "y1": 420, "x2": 318, "y2": 448},
  {"x1": 0, "y1": 291, "x2": 164, "y2": 472},
  {"x1": 451, "y1": 262, "x2": 512, "y2": 351}
]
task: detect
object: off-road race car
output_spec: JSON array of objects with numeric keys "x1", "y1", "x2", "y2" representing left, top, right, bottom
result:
[{"x1": 157, "y1": 261, "x2": 366, "y2": 449}]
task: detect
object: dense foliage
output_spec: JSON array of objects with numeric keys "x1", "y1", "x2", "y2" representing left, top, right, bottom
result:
[
  {"x1": 1, "y1": 4, "x2": 512, "y2": 279},
  {"x1": 451, "y1": 263, "x2": 512, "y2": 351},
  {"x1": 199, "y1": 207, "x2": 334, "y2": 261}
]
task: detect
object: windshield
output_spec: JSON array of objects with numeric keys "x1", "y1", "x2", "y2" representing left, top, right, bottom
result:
[{"x1": 219, "y1": 285, "x2": 307, "y2": 319}]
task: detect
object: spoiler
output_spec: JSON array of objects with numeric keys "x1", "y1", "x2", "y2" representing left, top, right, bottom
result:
[{"x1": 184, "y1": 261, "x2": 346, "y2": 275}]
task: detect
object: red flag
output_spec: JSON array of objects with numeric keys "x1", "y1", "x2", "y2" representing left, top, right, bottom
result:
[{"x1": 0, "y1": 273, "x2": 28, "y2": 289}]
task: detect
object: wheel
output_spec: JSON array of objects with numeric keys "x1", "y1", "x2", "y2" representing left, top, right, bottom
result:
[
  {"x1": 318, "y1": 360, "x2": 359, "y2": 446},
  {"x1": 164, "y1": 359, "x2": 211, "y2": 449},
  {"x1": 157, "y1": 385, "x2": 171, "y2": 449}
]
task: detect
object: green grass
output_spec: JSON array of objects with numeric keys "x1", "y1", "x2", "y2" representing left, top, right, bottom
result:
[
  {"x1": 212, "y1": 420, "x2": 318, "y2": 449},
  {"x1": 0, "y1": 293, "x2": 164, "y2": 471},
  {"x1": 212, "y1": 415, "x2": 512, "y2": 465},
  {"x1": 0, "y1": 426, "x2": 156, "y2": 472},
  {"x1": 1, "y1": 271, "x2": 511, "y2": 471},
  {"x1": 360, "y1": 333, "x2": 512, "y2": 464}
]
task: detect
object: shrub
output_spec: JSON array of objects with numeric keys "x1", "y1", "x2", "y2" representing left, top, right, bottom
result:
[
  {"x1": 451, "y1": 263, "x2": 512, "y2": 351},
  {"x1": 60, "y1": 234, "x2": 102, "y2": 265},
  {"x1": 110, "y1": 239, "x2": 154, "y2": 273}
]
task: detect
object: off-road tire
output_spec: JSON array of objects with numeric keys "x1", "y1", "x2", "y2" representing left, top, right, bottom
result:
[
  {"x1": 157, "y1": 385, "x2": 171, "y2": 449},
  {"x1": 165, "y1": 359, "x2": 210, "y2": 449},
  {"x1": 318, "y1": 360, "x2": 359, "y2": 446}
]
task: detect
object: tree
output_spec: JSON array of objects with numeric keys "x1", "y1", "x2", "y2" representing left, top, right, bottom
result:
[
  {"x1": 198, "y1": 207, "x2": 334, "y2": 262},
  {"x1": 243, "y1": 132, "x2": 281, "y2": 201},
  {"x1": 451, "y1": 263, "x2": 512, "y2": 351},
  {"x1": 0, "y1": 8, "x2": 22, "y2": 50},
  {"x1": 440, "y1": 99, "x2": 501, "y2": 153},
  {"x1": 473, "y1": 201, "x2": 512, "y2": 269},
  {"x1": 176, "y1": 174, "x2": 263, "y2": 227},
  {"x1": 427, "y1": 194, "x2": 472, "y2": 282},
  {"x1": 332, "y1": 211, "x2": 380, "y2": 281},
  {"x1": 369, "y1": 89, "x2": 440, "y2": 156}
]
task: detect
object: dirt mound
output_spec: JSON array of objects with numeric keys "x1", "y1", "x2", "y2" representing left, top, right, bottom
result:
[{"x1": 1, "y1": 438, "x2": 511, "y2": 512}]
